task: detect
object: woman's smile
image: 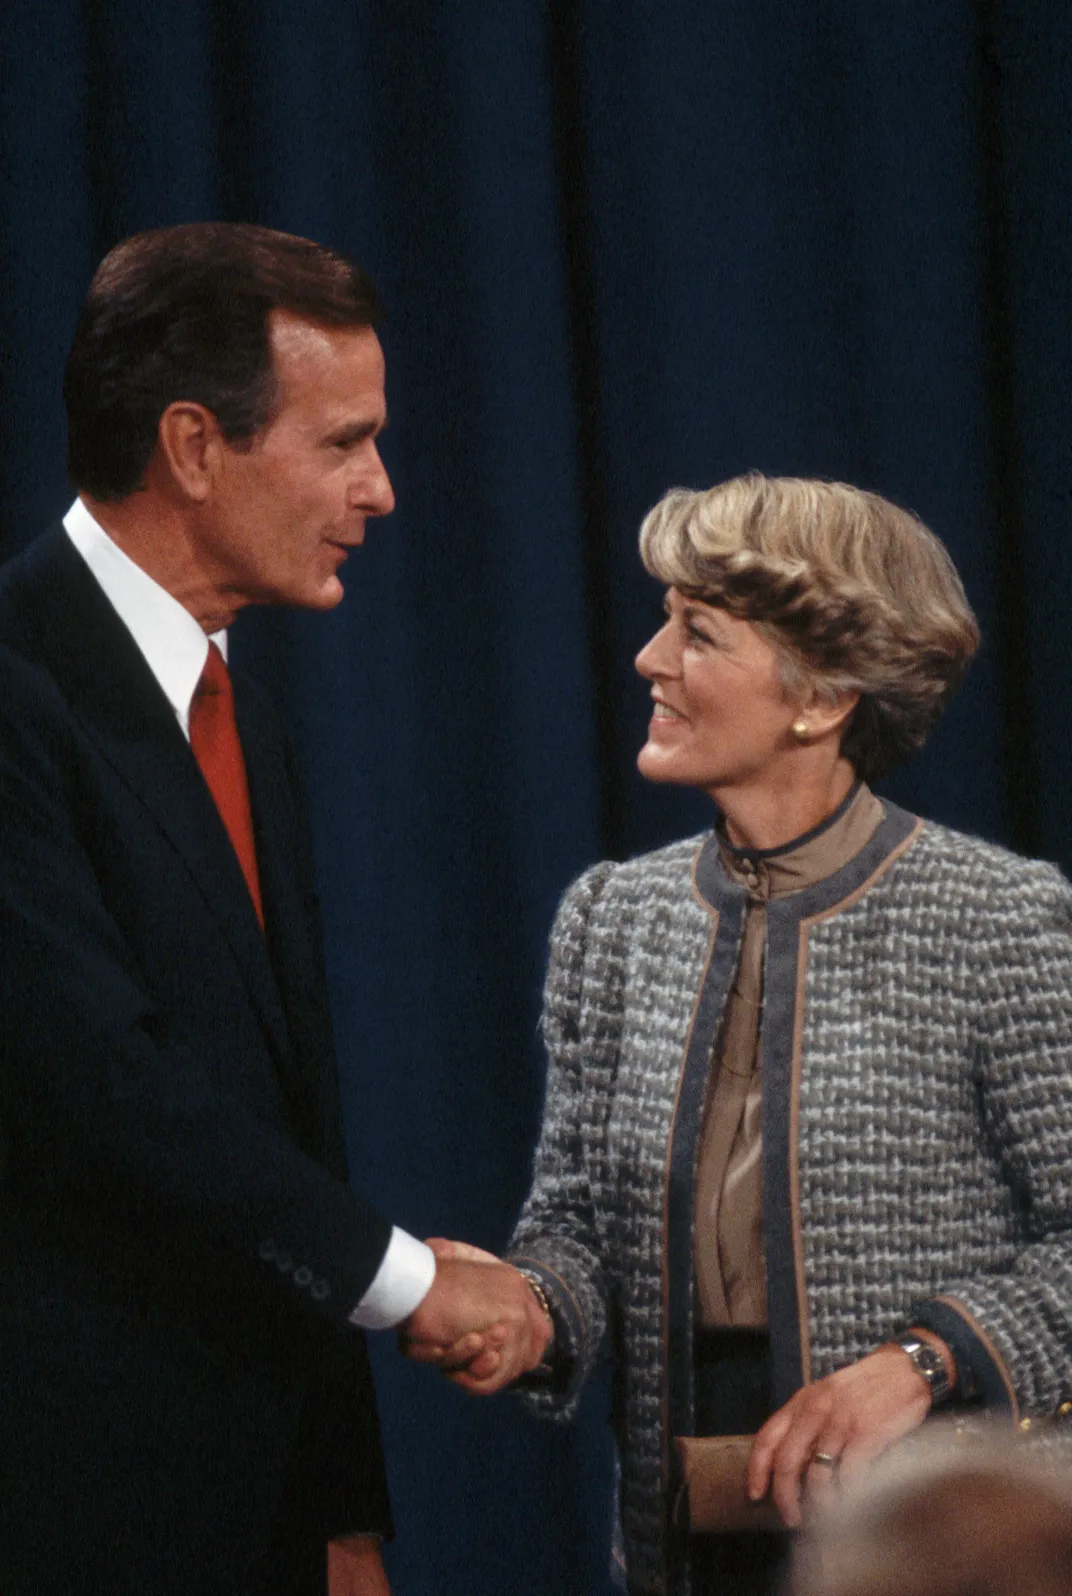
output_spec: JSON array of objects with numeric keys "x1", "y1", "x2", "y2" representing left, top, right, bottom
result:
[{"x1": 650, "y1": 696, "x2": 688, "y2": 726}]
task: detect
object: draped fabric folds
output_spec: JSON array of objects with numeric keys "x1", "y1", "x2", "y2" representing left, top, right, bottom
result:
[{"x1": 1, "y1": 4, "x2": 1068, "y2": 1591}]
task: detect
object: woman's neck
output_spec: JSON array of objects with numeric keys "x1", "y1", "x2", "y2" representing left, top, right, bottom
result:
[{"x1": 715, "y1": 757, "x2": 859, "y2": 852}]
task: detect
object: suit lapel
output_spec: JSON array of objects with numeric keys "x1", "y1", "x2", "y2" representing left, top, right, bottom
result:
[
  {"x1": 15, "y1": 530, "x2": 295, "y2": 1074},
  {"x1": 234, "y1": 672, "x2": 343, "y2": 1160}
]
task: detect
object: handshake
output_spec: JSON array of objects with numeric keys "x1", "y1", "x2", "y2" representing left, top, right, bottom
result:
[{"x1": 399, "y1": 1239, "x2": 555, "y2": 1394}]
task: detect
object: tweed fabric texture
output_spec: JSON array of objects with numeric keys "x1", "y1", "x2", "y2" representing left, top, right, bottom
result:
[{"x1": 509, "y1": 819, "x2": 1072, "y2": 1596}]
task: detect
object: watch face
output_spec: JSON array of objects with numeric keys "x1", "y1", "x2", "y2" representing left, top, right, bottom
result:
[
  {"x1": 916, "y1": 1346, "x2": 943, "y2": 1375},
  {"x1": 900, "y1": 1338, "x2": 952, "y2": 1402}
]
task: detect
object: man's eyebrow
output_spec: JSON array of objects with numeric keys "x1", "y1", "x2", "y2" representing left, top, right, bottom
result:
[{"x1": 323, "y1": 413, "x2": 389, "y2": 444}]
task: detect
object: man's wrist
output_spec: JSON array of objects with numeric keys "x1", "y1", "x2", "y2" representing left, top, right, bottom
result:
[
  {"x1": 349, "y1": 1228, "x2": 436, "y2": 1330},
  {"x1": 330, "y1": 1534, "x2": 383, "y2": 1555}
]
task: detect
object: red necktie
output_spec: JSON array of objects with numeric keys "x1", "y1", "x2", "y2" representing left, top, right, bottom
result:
[{"x1": 189, "y1": 642, "x2": 264, "y2": 928}]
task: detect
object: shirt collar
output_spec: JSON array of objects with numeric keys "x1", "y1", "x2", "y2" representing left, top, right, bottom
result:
[
  {"x1": 718, "y1": 782, "x2": 885, "y2": 901},
  {"x1": 62, "y1": 497, "x2": 227, "y2": 735}
]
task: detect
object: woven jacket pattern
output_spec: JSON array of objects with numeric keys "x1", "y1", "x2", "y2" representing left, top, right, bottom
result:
[{"x1": 509, "y1": 820, "x2": 1072, "y2": 1596}]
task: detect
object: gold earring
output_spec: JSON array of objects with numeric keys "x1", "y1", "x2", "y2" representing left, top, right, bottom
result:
[{"x1": 792, "y1": 719, "x2": 810, "y2": 743}]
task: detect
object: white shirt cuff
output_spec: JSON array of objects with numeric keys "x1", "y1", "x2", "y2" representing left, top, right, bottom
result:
[{"x1": 348, "y1": 1227, "x2": 436, "y2": 1330}]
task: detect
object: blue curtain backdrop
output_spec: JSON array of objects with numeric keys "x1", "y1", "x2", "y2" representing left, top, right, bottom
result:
[{"x1": 1, "y1": 4, "x2": 1069, "y2": 1591}]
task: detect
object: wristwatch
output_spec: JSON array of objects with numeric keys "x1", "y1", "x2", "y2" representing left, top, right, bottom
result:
[{"x1": 895, "y1": 1334, "x2": 953, "y2": 1407}]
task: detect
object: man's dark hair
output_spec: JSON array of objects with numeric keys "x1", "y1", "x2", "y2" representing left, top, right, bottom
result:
[{"x1": 64, "y1": 222, "x2": 383, "y2": 500}]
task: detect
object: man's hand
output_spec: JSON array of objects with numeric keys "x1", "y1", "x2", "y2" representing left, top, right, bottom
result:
[
  {"x1": 328, "y1": 1535, "x2": 391, "y2": 1596},
  {"x1": 746, "y1": 1340, "x2": 944, "y2": 1527},
  {"x1": 399, "y1": 1239, "x2": 553, "y2": 1394}
]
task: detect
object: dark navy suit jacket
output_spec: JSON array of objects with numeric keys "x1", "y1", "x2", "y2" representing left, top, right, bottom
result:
[{"x1": 0, "y1": 528, "x2": 393, "y2": 1595}]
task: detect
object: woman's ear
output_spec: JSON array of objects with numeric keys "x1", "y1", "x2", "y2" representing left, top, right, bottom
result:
[{"x1": 792, "y1": 685, "x2": 861, "y2": 744}]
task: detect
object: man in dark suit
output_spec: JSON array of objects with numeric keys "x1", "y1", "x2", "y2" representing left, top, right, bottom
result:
[{"x1": 0, "y1": 224, "x2": 549, "y2": 1596}]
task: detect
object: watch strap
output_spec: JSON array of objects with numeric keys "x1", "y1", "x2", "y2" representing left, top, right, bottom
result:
[{"x1": 895, "y1": 1333, "x2": 953, "y2": 1406}]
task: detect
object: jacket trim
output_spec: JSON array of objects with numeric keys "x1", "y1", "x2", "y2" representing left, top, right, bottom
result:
[
  {"x1": 787, "y1": 814, "x2": 926, "y2": 1386},
  {"x1": 686, "y1": 803, "x2": 922, "y2": 1408},
  {"x1": 910, "y1": 1294, "x2": 1019, "y2": 1417},
  {"x1": 797, "y1": 817, "x2": 925, "y2": 928},
  {"x1": 664, "y1": 903, "x2": 730, "y2": 1444}
]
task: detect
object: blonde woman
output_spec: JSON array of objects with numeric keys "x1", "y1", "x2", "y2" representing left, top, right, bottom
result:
[{"x1": 425, "y1": 476, "x2": 1072, "y2": 1596}]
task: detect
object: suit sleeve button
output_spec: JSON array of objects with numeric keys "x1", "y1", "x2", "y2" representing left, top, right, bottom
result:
[
  {"x1": 294, "y1": 1266, "x2": 313, "y2": 1287},
  {"x1": 259, "y1": 1239, "x2": 277, "y2": 1262},
  {"x1": 311, "y1": 1279, "x2": 330, "y2": 1301}
]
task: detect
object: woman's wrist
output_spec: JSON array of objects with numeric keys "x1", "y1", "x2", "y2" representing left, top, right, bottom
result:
[
  {"x1": 892, "y1": 1327, "x2": 958, "y2": 1406},
  {"x1": 517, "y1": 1269, "x2": 556, "y2": 1365},
  {"x1": 912, "y1": 1327, "x2": 957, "y2": 1384}
]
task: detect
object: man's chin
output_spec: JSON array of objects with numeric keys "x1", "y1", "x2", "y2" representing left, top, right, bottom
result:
[
  {"x1": 316, "y1": 574, "x2": 346, "y2": 609},
  {"x1": 283, "y1": 574, "x2": 347, "y2": 611}
]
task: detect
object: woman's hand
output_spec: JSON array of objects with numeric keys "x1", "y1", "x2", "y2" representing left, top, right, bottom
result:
[{"x1": 746, "y1": 1343, "x2": 939, "y2": 1527}]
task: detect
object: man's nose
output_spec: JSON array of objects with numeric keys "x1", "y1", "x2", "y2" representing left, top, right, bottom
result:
[{"x1": 354, "y1": 448, "x2": 395, "y2": 516}]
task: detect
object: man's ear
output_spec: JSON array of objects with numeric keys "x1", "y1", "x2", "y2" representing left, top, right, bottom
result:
[{"x1": 155, "y1": 402, "x2": 224, "y2": 503}]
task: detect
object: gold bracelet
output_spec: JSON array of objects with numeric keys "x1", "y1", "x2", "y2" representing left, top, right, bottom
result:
[{"x1": 519, "y1": 1270, "x2": 553, "y2": 1322}]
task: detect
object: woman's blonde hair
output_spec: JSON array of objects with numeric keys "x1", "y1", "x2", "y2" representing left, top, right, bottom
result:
[{"x1": 639, "y1": 473, "x2": 980, "y2": 781}]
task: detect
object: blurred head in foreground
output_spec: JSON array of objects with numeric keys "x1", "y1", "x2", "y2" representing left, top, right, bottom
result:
[{"x1": 789, "y1": 1434, "x2": 1072, "y2": 1596}]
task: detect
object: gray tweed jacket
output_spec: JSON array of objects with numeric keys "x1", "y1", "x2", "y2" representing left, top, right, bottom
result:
[{"x1": 508, "y1": 804, "x2": 1072, "y2": 1596}]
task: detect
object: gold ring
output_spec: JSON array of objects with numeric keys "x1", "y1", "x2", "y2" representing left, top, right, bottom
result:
[{"x1": 812, "y1": 1451, "x2": 838, "y2": 1467}]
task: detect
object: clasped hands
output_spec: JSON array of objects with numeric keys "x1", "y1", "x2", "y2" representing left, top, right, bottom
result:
[{"x1": 399, "y1": 1239, "x2": 554, "y2": 1393}]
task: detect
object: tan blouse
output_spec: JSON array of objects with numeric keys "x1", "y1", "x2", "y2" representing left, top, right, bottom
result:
[{"x1": 694, "y1": 783, "x2": 885, "y2": 1327}]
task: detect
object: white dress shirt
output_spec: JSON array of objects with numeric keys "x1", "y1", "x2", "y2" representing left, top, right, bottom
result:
[{"x1": 62, "y1": 498, "x2": 435, "y2": 1330}]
